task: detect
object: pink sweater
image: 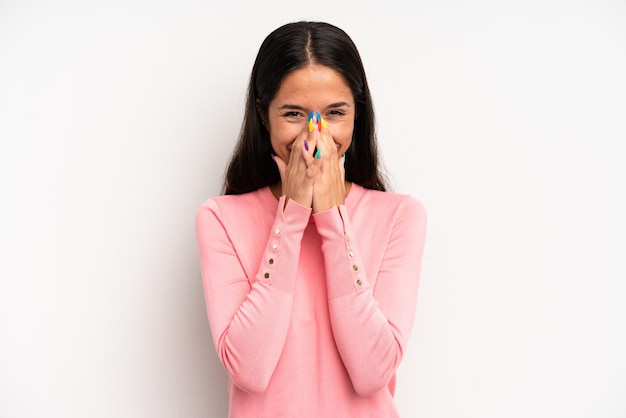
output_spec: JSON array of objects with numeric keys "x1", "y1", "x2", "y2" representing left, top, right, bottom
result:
[{"x1": 195, "y1": 184, "x2": 427, "y2": 418}]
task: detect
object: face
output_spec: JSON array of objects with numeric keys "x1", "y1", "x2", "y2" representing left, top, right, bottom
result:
[{"x1": 263, "y1": 64, "x2": 355, "y2": 162}]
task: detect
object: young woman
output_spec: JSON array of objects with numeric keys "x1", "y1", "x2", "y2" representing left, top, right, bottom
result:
[{"x1": 196, "y1": 21, "x2": 427, "y2": 418}]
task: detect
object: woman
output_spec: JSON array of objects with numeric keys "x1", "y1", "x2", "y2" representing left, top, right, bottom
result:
[{"x1": 196, "y1": 21, "x2": 427, "y2": 418}]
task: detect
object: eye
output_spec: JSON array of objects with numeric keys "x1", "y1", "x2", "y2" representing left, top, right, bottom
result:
[
  {"x1": 325, "y1": 109, "x2": 346, "y2": 119},
  {"x1": 282, "y1": 111, "x2": 305, "y2": 121}
]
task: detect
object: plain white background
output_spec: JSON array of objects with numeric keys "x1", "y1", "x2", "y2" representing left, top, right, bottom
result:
[{"x1": 1, "y1": 0, "x2": 625, "y2": 416}]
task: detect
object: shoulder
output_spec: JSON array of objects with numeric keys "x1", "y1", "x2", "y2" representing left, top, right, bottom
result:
[
  {"x1": 352, "y1": 184, "x2": 426, "y2": 221},
  {"x1": 198, "y1": 189, "x2": 261, "y2": 210},
  {"x1": 196, "y1": 187, "x2": 276, "y2": 226},
  {"x1": 347, "y1": 185, "x2": 427, "y2": 256}
]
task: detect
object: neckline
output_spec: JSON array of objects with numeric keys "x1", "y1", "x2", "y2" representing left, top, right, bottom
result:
[{"x1": 261, "y1": 182, "x2": 361, "y2": 209}]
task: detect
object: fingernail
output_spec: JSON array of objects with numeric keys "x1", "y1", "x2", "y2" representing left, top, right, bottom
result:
[
  {"x1": 315, "y1": 149, "x2": 321, "y2": 159},
  {"x1": 321, "y1": 117, "x2": 327, "y2": 130},
  {"x1": 304, "y1": 139, "x2": 309, "y2": 151},
  {"x1": 342, "y1": 153, "x2": 346, "y2": 165},
  {"x1": 308, "y1": 111, "x2": 318, "y2": 133}
]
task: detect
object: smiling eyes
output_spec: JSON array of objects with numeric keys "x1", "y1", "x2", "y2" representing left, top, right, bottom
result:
[
  {"x1": 328, "y1": 110, "x2": 346, "y2": 117},
  {"x1": 282, "y1": 112, "x2": 302, "y2": 119},
  {"x1": 282, "y1": 109, "x2": 346, "y2": 121}
]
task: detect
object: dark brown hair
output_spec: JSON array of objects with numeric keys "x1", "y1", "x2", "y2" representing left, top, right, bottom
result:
[{"x1": 223, "y1": 21, "x2": 388, "y2": 195}]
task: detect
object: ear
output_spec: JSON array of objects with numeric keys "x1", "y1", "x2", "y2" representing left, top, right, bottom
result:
[{"x1": 255, "y1": 98, "x2": 268, "y2": 129}]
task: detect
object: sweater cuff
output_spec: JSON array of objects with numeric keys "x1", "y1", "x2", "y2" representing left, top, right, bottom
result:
[
  {"x1": 313, "y1": 205, "x2": 370, "y2": 298},
  {"x1": 258, "y1": 196, "x2": 311, "y2": 293}
]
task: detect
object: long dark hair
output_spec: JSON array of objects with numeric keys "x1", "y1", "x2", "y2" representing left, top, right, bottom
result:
[{"x1": 223, "y1": 21, "x2": 388, "y2": 195}]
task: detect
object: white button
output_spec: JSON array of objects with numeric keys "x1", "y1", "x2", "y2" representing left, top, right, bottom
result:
[
  {"x1": 345, "y1": 235, "x2": 351, "y2": 242},
  {"x1": 274, "y1": 228, "x2": 281, "y2": 235},
  {"x1": 349, "y1": 250, "x2": 354, "y2": 257},
  {"x1": 272, "y1": 243, "x2": 279, "y2": 250}
]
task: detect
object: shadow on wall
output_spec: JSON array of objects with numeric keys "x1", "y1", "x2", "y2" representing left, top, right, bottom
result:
[
  {"x1": 202, "y1": 342, "x2": 229, "y2": 416},
  {"x1": 181, "y1": 266, "x2": 230, "y2": 416}
]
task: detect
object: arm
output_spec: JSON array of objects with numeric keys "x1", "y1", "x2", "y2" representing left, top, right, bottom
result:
[
  {"x1": 313, "y1": 196, "x2": 427, "y2": 396},
  {"x1": 195, "y1": 196, "x2": 310, "y2": 393}
]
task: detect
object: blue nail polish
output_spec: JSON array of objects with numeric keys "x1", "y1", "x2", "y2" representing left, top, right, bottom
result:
[
  {"x1": 315, "y1": 111, "x2": 321, "y2": 121},
  {"x1": 308, "y1": 111, "x2": 315, "y2": 122}
]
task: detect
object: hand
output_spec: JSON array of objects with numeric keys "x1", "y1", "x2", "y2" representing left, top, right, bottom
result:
[
  {"x1": 311, "y1": 116, "x2": 346, "y2": 213},
  {"x1": 272, "y1": 127, "x2": 319, "y2": 208}
]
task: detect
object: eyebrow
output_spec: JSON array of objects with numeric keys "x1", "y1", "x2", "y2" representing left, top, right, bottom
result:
[
  {"x1": 278, "y1": 104, "x2": 307, "y2": 111},
  {"x1": 277, "y1": 102, "x2": 352, "y2": 111},
  {"x1": 325, "y1": 102, "x2": 352, "y2": 109}
]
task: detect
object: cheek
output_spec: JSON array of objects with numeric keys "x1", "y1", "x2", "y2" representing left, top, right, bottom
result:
[
  {"x1": 328, "y1": 122, "x2": 354, "y2": 147},
  {"x1": 269, "y1": 123, "x2": 306, "y2": 159},
  {"x1": 270, "y1": 121, "x2": 306, "y2": 142},
  {"x1": 269, "y1": 122, "x2": 303, "y2": 146}
]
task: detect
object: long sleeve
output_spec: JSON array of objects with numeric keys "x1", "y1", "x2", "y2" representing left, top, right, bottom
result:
[
  {"x1": 195, "y1": 196, "x2": 311, "y2": 394},
  {"x1": 312, "y1": 195, "x2": 427, "y2": 396}
]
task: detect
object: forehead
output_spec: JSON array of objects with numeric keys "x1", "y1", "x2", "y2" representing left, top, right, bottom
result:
[{"x1": 271, "y1": 64, "x2": 354, "y2": 108}]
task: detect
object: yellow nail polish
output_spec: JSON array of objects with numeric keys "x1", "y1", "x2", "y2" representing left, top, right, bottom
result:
[
  {"x1": 321, "y1": 117, "x2": 327, "y2": 129},
  {"x1": 308, "y1": 119, "x2": 314, "y2": 133}
]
